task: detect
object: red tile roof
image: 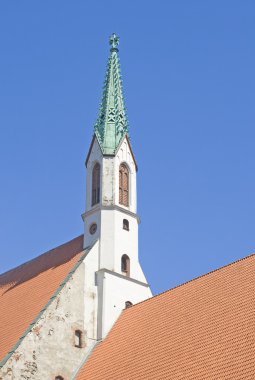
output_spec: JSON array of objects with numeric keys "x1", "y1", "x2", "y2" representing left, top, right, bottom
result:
[
  {"x1": 77, "y1": 254, "x2": 255, "y2": 380},
  {"x1": 0, "y1": 235, "x2": 84, "y2": 364}
]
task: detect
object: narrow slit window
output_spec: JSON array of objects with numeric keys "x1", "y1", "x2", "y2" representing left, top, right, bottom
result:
[
  {"x1": 119, "y1": 163, "x2": 129, "y2": 206},
  {"x1": 92, "y1": 163, "x2": 100, "y2": 206},
  {"x1": 121, "y1": 254, "x2": 130, "y2": 277},
  {"x1": 75, "y1": 330, "x2": 82, "y2": 348},
  {"x1": 123, "y1": 219, "x2": 129, "y2": 231}
]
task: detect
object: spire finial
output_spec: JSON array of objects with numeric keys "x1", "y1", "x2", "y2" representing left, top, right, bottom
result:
[{"x1": 109, "y1": 33, "x2": 119, "y2": 51}]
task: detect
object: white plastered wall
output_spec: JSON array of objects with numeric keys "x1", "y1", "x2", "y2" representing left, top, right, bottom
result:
[
  {"x1": 97, "y1": 270, "x2": 152, "y2": 339},
  {"x1": 84, "y1": 136, "x2": 145, "y2": 280},
  {"x1": 83, "y1": 134, "x2": 152, "y2": 341},
  {"x1": 99, "y1": 209, "x2": 147, "y2": 282},
  {"x1": 84, "y1": 136, "x2": 137, "y2": 215}
]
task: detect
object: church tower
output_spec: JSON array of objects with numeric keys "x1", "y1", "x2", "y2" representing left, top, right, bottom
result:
[
  {"x1": 0, "y1": 34, "x2": 151, "y2": 380},
  {"x1": 82, "y1": 34, "x2": 152, "y2": 339}
]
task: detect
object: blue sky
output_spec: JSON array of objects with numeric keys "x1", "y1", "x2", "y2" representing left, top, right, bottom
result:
[{"x1": 0, "y1": 1, "x2": 254, "y2": 294}]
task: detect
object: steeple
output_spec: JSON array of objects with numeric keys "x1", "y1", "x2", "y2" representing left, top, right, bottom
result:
[
  {"x1": 94, "y1": 33, "x2": 129, "y2": 155},
  {"x1": 83, "y1": 34, "x2": 152, "y2": 340}
]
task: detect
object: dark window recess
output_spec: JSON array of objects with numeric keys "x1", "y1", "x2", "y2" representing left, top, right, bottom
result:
[
  {"x1": 121, "y1": 254, "x2": 130, "y2": 277},
  {"x1": 92, "y1": 163, "x2": 100, "y2": 206},
  {"x1": 75, "y1": 330, "x2": 82, "y2": 348},
  {"x1": 55, "y1": 377, "x2": 64, "y2": 380},
  {"x1": 123, "y1": 219, "x2": 129, "y2": 231},
  {"x1": 125, "y1": 301, "x2": 133, "y2": 308}
]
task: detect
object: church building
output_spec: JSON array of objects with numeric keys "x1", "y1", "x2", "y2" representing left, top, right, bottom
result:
[{"x1": 0, "y1": 34, "x2": 254, "y2": 380}]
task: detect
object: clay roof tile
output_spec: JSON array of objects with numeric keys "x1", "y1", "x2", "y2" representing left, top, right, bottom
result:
[
  {"x1": 77, "y1": 254, "x2": 255, "y2": 380},
  {"x1": 0, "y1": 235, "x2": 84, "y2": 364}
]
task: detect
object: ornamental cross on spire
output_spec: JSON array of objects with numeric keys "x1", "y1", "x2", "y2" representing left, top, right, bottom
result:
[{"x1": 109, "y1": 33, "x2": 119, "y2": 50}]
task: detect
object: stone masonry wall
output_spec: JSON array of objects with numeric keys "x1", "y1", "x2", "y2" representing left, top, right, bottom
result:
[{"x1": 0, "y1": 262, "x2": 97, "y2": 380}]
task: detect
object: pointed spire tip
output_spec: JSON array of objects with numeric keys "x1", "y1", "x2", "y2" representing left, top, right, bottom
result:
[
  {"x1": 109, "y1": 33, "x2": 119, "y2": 52},
  {"x1": 94, "y1": 32, "x2": 129, "y2": 155}
]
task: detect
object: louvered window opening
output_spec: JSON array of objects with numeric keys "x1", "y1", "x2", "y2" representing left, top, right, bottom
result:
[
  {"x1": 119, "y1": 164, "x2": 129, "y2": 206},
  {"x1": 92, "y1": 163, "x2": 100, "y2": 206}
]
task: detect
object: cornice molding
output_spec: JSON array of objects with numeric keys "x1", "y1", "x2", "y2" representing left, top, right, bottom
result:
[
  {"x1": 81, "y1": 204, "x2": 140, "y2": 223},
  {"x1": 97, "y1": 268, "x2": 149, "y2": 287}
]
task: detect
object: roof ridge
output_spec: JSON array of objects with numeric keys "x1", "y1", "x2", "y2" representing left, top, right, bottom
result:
[
  {"x1": 0, "y1": 234, "x2": 83, "y2": 278},
  {"x1": 129, "y1": 251, "x2": 255, "y2": 310}
]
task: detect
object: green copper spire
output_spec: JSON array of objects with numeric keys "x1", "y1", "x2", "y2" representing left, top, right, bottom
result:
[{"x1": 94, "y1": 33, "x2": 129, "y2": 155}]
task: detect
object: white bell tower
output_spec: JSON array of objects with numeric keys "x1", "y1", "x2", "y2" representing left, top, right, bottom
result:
[{"x1": 82, "y1": 34, "x2": 152, "y2": 340}]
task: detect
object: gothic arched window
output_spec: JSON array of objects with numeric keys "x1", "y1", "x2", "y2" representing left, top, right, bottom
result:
[
  {"x1": 92, "y1": 163, "x2": 100, "y2": 206},
  {"x1": 121, "y1": 254, "x2": 130, "y2": 277},
  {"x1": 119, "y1": 163, "x2": 129, "y2": 206}
]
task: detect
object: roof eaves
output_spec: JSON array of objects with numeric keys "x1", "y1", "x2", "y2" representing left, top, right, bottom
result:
[{"x1": 0, "y1": 243, "x2": 95, "y2": 369}]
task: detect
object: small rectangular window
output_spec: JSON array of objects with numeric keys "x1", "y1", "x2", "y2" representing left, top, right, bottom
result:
[
  {"x1": 75, "y1": 330, "x2": 82, "y2": 348},
  {"x1": 123, "y1": 219, "x2": 129, "y2": 231}
]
